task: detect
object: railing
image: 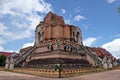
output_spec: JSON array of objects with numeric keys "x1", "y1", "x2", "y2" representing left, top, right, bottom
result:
[{"x1": 15, "y1": 45, "x2": 37, "y2": 66}]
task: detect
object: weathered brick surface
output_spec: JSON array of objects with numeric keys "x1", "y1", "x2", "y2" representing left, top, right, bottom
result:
[
  {"x1": 44, "y1": 11, "x2": 65, "y2": 25},
  {"x1": 63, "y1": 25, "x2": 71, "y2": 39},
  {"x1": 35, "y1": 12, "x2": 77, "y2": 43}
]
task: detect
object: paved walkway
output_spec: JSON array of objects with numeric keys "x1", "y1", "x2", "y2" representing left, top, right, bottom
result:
[{"x1": 0, "y1": 70, "x2": 120, "y2": 80}]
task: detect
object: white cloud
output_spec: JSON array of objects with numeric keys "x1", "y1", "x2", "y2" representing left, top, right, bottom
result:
[
  {"x1": 61, "y1": 8, "x2": 66, "y2": 14},
  {"x1": 0, "y1": 0, "x2": 52, "y2": 15},
  {"x1": 74, "y1": 7, "x2": 84, "y2": 13},
  {"x1": 64, "y1": 14, "x2": 72, "y2": 24},
  {"x1": 74, "y1": 15, "x2": 85, "y2": 21},
  {"x1": 65, "y1": 19, "x2": 71, "y2": 24},
  {"x1": 0, "y1": 46, "x2": 4, "y2": 51},
  {"x1": 0, "y1": 23, "x2": 8, "y2": 34},
  {"x1": 102, "y1": 38, "x2": 120, "y2": 59},
  {"x1": 83, "y1": 37, "x2": 97, "y2": 46},
  {"x1": 0, "y1": 45, "x2": 18, "y2": 53},
  {"x1": 0, "y1": 46, "x2": 19, "y2": 53},
  {"x1": 0, "y1": 37, "x2": 6, "y2": 45},
  {"x1": 22, "y1": 42, "x2": 34, "y2": 48},
  {"x1": 0, "y1": 23, "x2": 32, "y2": 41},
  {"x1": 81, "y1": 24, "x2": 91, "y2": 29},
  {"x1": 11, "y1": 21, "x2": 28, "y2": 29},
  {"x1": 107, "y1": 0, "x2": 116, "y2": 4},
  {"x1": 0, "y1": 0, "x2": 52, "y2": 47},
  {"x1": 0, "y1": 23, "x2": 9, "y2": 45}
]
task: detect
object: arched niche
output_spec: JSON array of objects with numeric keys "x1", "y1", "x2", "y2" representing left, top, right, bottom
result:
[
  {"x1": 35, "y1": 26, "x2": 44, "y2": 44},
  {"x1": 73, "y1": 27, "x2": 82, "y2": 45},
  {"x1": 39, "y1": 27, "x2": 44, "y2": 42}
]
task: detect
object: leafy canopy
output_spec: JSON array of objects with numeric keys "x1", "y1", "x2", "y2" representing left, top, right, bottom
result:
[{"x1": 0, "y1": 55, "x2": 6, "y2": 66}]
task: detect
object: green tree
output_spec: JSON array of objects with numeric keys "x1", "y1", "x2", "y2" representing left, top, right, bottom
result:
[
  {"x1": 0, "y1": 55, "x2": 6, "y2": 66},
  {"x1": 55, "y1": 61, "x2": 65, "y2": 78},
  {"x1": 118, "y1": 7, "x2": 120, "y2": 13}
]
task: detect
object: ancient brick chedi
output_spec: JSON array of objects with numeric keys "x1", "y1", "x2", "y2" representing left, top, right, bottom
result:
[
  {"x1": 16, "y1": 12, "x2": 101, "y2": 68},
  {"x1": 5, "y1": 12, "x2": 117, "y2": 69}
]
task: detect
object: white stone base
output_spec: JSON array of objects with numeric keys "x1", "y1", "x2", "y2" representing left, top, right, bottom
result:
[
  {"x1": 103, "y1": 63, "x2": 108, "y2": 69},
  {"x1": 5, "y1": 64, "x2": 9, "y2": 69},
  {"x1": 9, "y1": 64, "x2": 14, "y2": 69},
  {"x1": 108, "y1": 63, "x2": 113, "y2": 69}
]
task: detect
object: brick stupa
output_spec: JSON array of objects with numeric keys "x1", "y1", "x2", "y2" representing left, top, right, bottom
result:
[{"x1": 16, "y1": 12, "x2": 102, "y2": 68}]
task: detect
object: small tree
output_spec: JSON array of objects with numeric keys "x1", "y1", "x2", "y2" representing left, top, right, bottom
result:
[
  {"x1": 0, "y1": 55, "x2": 6, "y2": 66},
  {"x1": 54, "y1": 61, "x2": 65, "y2": 78}
]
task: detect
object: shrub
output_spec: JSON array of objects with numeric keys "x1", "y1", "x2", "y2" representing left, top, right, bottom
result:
[{"x1": 0, "y1": 55, "x2": 6, "y2": 66}]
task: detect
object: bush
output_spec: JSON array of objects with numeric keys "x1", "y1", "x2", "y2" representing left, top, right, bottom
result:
[{"x1": 0, "y1": 55, "x2": 6, "y2": 66}]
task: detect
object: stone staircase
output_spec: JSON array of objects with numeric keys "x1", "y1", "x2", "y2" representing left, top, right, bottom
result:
[
  {"x1": 15, "y1": 45, "x2": 37, "y2": 66},
  {"x1": 84, "y1": 47, "x2": 102, "y2": 66}
]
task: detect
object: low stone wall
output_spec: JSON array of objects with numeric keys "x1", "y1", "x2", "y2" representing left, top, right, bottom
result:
[
  {"x1": 0, "y1": 67, "x2": 106, "y2": 77},
  {"x1": 7, "y1": 68, "x2": 58, "y2": 77},
  {"x1": 61, "y1": 68, "x2": 107, "y2": 77},
  {"x1": 0, "y1": 67, "x2": 4, "y2": 71},
  {"x1": 0, "y1": 66, "x2": 120, "y2": 78}
]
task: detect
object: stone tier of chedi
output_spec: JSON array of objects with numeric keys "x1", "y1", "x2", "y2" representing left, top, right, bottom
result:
[
  {"x1": 35, "y1": 11, "x2": 82, "y2": 45},
  {"x1": 5, "y1": 12, "x2": 118, "y2": 69}
]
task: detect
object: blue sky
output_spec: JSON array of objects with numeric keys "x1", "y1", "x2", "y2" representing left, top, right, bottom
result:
[{"x1": 0, "y1": 0, "x2": 120, "y2": 58}]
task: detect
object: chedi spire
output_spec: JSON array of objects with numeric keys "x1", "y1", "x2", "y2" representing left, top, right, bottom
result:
[{"x1": 43, "y1": 11, "x2": 65, "y2": 25}]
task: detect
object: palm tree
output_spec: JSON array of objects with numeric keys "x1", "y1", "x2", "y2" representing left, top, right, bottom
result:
[{"x1": 54, "y1": 61, "x2": 65, "y2": 78}]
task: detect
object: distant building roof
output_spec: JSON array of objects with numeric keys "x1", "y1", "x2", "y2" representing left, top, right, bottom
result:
[
  {"x1": 0, "y1": 52, "x2": 13, "y2": 57},
  {"x1": 89, "y1": 47, "x2": 116, "y2": 61},
  {"x1": 90, "y1": 47, "x2": 113, "y2": 57}
]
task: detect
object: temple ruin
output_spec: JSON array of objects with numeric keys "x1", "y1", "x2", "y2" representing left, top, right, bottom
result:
[{"x1": 5, "y1": 12, "x2": 117, "y2": 69}]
